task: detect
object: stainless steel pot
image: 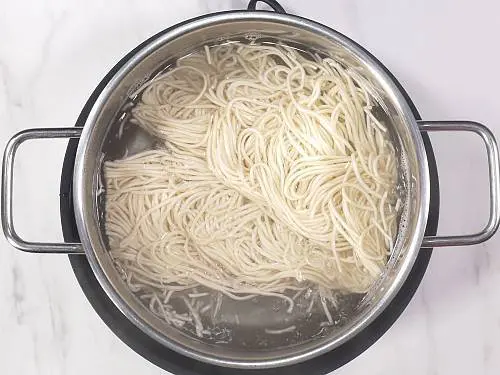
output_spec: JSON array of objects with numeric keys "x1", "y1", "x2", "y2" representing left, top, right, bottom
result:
[{"x1": 2, "y1": 3, "x2": 500, "y2": 370}]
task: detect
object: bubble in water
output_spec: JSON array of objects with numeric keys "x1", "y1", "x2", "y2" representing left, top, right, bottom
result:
[{"x1": 244, "y1": 32, "x2": 261, "y2": 42}]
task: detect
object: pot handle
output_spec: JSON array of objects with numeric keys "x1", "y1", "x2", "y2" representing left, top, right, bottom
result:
[
  {"x1": 247, "y1": 0, "x2": 287, "y2": 14},
  {"x1": 1, "y1": 128, "x2": 85, "y2": 254},
  {"x1": 418, "y1": 121, "x2": 500, "y2": 247}
]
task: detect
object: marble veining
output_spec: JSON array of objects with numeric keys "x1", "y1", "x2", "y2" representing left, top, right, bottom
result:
[
  {"x1": 2, "y1": 0, "x2": 500, "y2": 374},
  {"x1": 11, "y1": 264, "x2": 25, "y2": 325}
]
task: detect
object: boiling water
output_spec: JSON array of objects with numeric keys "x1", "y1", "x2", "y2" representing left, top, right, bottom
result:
[{"x1": 97, "y1": 38, "x2": 409, "y2": 349}]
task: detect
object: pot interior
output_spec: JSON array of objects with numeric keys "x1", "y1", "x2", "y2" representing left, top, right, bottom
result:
[{"x1": 74, "y1": 12, "x2": 428, "y2": 368}]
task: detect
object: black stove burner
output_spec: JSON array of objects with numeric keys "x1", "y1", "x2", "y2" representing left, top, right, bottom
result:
[{"x1": 59, "y1": 24, "x2": 439, "y2": 375}]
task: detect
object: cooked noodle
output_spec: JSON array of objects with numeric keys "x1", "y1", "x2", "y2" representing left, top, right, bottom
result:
[{"x1": 104, "y1": 42, "x2": 399, "y2": 335}]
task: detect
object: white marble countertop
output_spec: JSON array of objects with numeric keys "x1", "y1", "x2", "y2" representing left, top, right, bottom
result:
[{"x1": 1, "y1": 0, "x2": 500, "y2": 374}]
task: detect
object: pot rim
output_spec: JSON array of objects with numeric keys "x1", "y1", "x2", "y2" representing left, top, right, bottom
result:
[{"x1": 72, "y1": 10, "x2": 430, "y2": 369}]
